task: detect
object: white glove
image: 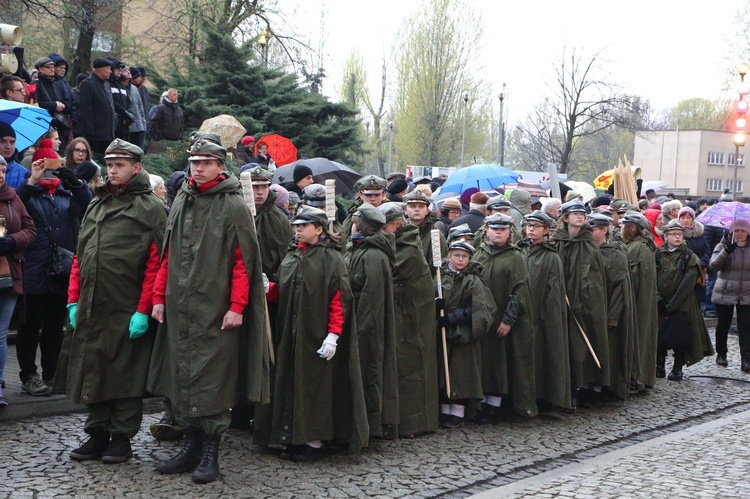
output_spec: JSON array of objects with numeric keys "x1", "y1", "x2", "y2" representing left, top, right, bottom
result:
[
  {"x1": 317, "y1": 333, "x2": 339, "y2": 361},
  {"x1": 262, "y1": 273, "x2": 270, "y2": 294}
]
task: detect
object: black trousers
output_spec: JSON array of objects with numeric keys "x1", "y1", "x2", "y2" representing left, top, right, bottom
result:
[
  {"x1": 16, "y1": 293, "x2": 66, "y2": 383},
  {"x1": 715, "y1": 304, "x2": 750, "y2": 358}
]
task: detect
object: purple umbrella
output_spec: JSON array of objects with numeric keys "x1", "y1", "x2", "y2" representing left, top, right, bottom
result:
[{"x1": 695, "y1": 201, "x2": 750, "y2": 229}]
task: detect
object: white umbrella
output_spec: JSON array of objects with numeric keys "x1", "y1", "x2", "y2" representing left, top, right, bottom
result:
[
  {"x1": 198, "y1": 115, "x2": 246, "y2": 149},
  {"x1": 564, "y1": 181, "x2": 597, "y2": 202}
]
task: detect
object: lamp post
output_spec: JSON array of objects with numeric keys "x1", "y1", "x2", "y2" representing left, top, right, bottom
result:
[
  {"x1": 497, "y1": 83, "x2": 506, "y2": 165},
  {"x1": 734, "y1": 62, "x2": 750, "y2": 200},
  {"x1": 258, "y1": 27, "x2": 273, "y2": 69},
  {"x1": 388, "y1": 121, "x2": 394, "y2": 174},
  {"x1": 460, "y1": 92, "x2": 469, "y2": 167}
]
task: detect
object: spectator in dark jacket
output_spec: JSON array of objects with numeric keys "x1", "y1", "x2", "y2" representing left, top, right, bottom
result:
[
  {"x1": 448, "y1": 192, "x2": 488, "y2": 233},
  {"x1": 15, "y1": 142, "x2": 91, "y2": 396},
  {"x1": 106, "y1": 58, "x2": 134, "y2": 141},
  {"x1": 48, "y1": 53, "x2": 78, "y2": 146},
  {"x1": 151, "y1": 88, "x2": 184, "y2": 141},
  {"x1": 702, "y1": 202, "x2": 730, "y2": 318},
  {"x1": 33, "y1": 57, "x2": 73, "y2": 152},
  {"x1": 77, "y1": 59, "x2": 117, "y2": 158}
]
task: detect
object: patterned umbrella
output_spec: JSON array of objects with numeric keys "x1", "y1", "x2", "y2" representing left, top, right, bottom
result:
[
  {"x1": 0, "y1": 100, "x2": 53, "y2": 152},
  {"x1": 695, "y1": 201, "x2": 750, "y2": 229},
  {"x1": 198, "y1": 115, "x2": 246, "y2": 149},
  {"x1": 255, "y1": 134, "x2": 297, "y2": 167}
]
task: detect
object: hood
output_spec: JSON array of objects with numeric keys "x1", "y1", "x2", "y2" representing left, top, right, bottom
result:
[
  {"x1": 552, "y1": 223, "x2": 596, "y2": 243},
  {"x1": 394, "y1": 223, "x2": 423, "y2": 252},
  {"x1": 0, "y1": 183, "x2": 18, "y2": 201},
  {"x1": 99, "y1": 168, "x2": 160, "y2": 198},
  {"x1": 181, "y1": 171, "x2": 239, "y2": 198},
  {"x1": 48, "y1": 52, "x2": 68, "y2": 70},
  {"x1": 162, "y1": 95, "x2": 177, "y2": 106},
  {"x1": 257, "y1": 188, "x2": 278, "y2": 213},
  {"x1": 359, "y1": 231, "x2": 396, "y2": 266},
  {"x1": 510, "y1": 189, "x2": 531, "y2": 213},
  {"x1": 442, "y1": 259, "x2": 483, "y2": 276}
]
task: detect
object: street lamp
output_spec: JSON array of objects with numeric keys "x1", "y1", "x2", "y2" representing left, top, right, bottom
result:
[
  {"x1": 388, "y1": 121, "x2": 394, "y2": 174},
  {"x1": 497, "y1": 83, "x2": 506, "y2": 165},
  {"x1": 733, "y1": 62, "x2": 750, "y2": 200},
  {"x1": 258, "y1": 27, "x2": 273, "y2": 69},
  {"x1": 460, "y1": 92, "x2": 469, "y2": 167}
]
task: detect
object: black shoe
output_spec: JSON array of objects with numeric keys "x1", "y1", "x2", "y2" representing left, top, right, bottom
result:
[
  {"x1": 279, "y1": 444, "x2": 304, "y2": 461},
  {"x1": 192, "y1": 434, "x2": 221, "y2": 484},
  {"x1": 150, "y1": 418, "x2": 185, "y2": 441},
  {"x1": 156, "y1": 429, "x2": 203, "y2": 474},
  {"x1": 474, "y1": 404, "x2": 496, "y2": 425},
  {"x1": 742, "y1": 358, "x2": 750, "y2": 373},
  {"x1": 668, "y1": 369, "x2": 683, "y2": 381},
  {"x1": 70, "y1": 428, "x2": 111, "y2": 461},
  {"x1": 655, "y1": 366, "x2": 666, "y2": 378},
  {"x1": 292, "y1": 444, "x2": 324, "y2": 462},
  {"x1": 438, "y1": 413, "x2": 449, "y2": 426},
  {"x1": 716, "y1": 354, "x2": 728, "y2": 367},
  {"x1": 101, "y1": 433, "x2": 132, "y2": 463},
  {"x1": 441, "y1": 414, "x2": 464, "y2": 429}
]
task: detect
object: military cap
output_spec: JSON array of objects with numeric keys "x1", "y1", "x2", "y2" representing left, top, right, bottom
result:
[
  {"x1": 403, "y1": 189, "x2": 431, "y2": 205},
  {"x1": 302, "y1": 184, "x2": 327, "y2": 207},
  {"x1": 622, "y1": 212, "x2": 650, "y2": 230},
  {"x1": 486, "y1": 196, "x2": 512, "y2": 211},
  {"x1": 292, "y1": 204, "x2": 328, "y2": 226},
  {"x1": 356, "y1": 174, "x2": 387, "y2": 194},
  {"x1": 592, "y1": 207, "x2": 613, "y2": 217},
  {"x1": 34, "y1": 57, "x2": 54, "y2": 69},
  {"x1": 386, "y1": 172, "x2": 406, "y2": 181},
  {"x1": 559, "y1": 199, "x2": 586, "y2": 217},
  {"x1": 663, "y1": 219, "x2": 686, "y2": 234},
  {"x1": 524, "y1": 212, "x2": 555, "y2": 228},
  {"x1": 485, "y1": 213, "x2": 515, "y2": 229},
  {"x1": 378, "y1": 202, "x2": 405, "y2": 222},
  {"x1": 189, "y1": 131, "x2": 223, "y2": 147},
  {"x1": 448, "y1": 223, "x2": 474, "y2": 242},
  {"x1": 587, "y1": 213, "x2": 611, "y2": 227},
  {"x1": 609, "y1": 198, "x2": 633, "y2": 214},
  {"x1": 355, "y1": 202, "x2": 386, "y2": 229},
  {"x1": 412, "y1": 175, "x2": 431, "y2": 185},
  {"x1": 245, "y1": 165, "x2": 273, "y2": 185},
  {"x1": 188, "y1": 139, "x2": 227, "y2": 162},
  {"x1": 448, "y1": 240, "x2": 475, "y2": 256},
  {"x1": 104, "y1": 138, "x2": 143, "y2": 162}
]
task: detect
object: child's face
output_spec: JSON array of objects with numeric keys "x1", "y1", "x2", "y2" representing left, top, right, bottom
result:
[{"x1": 449, "y1": 250, "x2": 471, "y2": 271}]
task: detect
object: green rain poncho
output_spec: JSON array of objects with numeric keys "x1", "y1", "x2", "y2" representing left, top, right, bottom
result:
[{"x1": 255, "y1": 189, "x2": 294, "y2": 280}]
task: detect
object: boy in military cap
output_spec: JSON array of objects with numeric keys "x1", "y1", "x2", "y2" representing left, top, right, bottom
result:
[
  {"x1": 148, "y1": 139, "x2": 268, "y2": 483},
  {"x1": 66, "y1": 139, "x2": 167, "y2": 464},
  {"x1": 403, "y1": 189, "x2": 447, "y2": 277},
  {"x1": 435, "y1": 240, "x2": 496, "y2": 428}
]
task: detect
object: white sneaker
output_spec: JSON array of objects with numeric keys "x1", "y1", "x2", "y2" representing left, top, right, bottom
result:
[{"x1": 22, "y1": 374, "x2": 52, "y2": 396}]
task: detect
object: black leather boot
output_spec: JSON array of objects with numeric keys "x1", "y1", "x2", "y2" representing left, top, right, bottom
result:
[
  {"x1": 156, "y1": 428, "x2": 204, "y2": 474},
  {"x1": 192, "y1": 433, "x2": 221, "y2": 484},
  {"x1": 656, "y1": 354, "x2": 666, "y2": 378},
  {"x1": 474, "y1": 404, "x2": 496, "y2": 424},
  {"x1": 741, "y1": 356, "x2": 750, "y2": 373},
  {"x1": 101, "y1": 433, "x2": 133, "y2": 463},
  {"x1": 70, "y1": 427, "x2": 111, "y2": 461}
]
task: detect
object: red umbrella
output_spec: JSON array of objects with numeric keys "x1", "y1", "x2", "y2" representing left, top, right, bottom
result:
[{"x1": 255, "y1": 134, "x2": 297, "y2": 167}]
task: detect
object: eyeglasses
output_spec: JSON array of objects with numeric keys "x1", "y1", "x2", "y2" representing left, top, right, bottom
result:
[
  {"x1": 9, "y1": 87, "x2": 25, "y2": 93},
  {"x1": 450, "y1": 253, "x2": 471, "y2": 260},
  {"x1": 73, "y1": 148, "x2": 88, "y2": 154}
]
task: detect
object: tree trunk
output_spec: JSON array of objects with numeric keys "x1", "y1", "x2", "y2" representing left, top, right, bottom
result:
[{"x1": 70, "y1": 0, "x2": 97, "y2": 80}]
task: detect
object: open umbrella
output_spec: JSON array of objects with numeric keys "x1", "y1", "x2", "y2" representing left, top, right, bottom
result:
[
  {"x1": 695, "y1": 201, "x2": 750, "y2": 229},
  {"x1": 564, "y1": 180, "x2": 597, "y2": 202},
  {"x1": 273, "y1": 157, "x2": 361, "y2": 194},
  {"x1": 0, "y1": 100, "x2": 53, "y2": 152},
  {"x1": 198, "y1": 115, "x2": 246, "y2": 149},
  {"x1": 439, "y1": 164, "x2": 519, "y2": 195},
  {"x1": 504, "y1": 180, "x2": 548, "y2": 199},
  {"x1": 255, "y1": 134, "x2": 297, "y2": 167}
]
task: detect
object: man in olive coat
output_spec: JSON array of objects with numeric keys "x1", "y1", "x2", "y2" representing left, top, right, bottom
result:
[
  {"x1": 66, "y1": 139, "x2": 166, "y2": 464},
  {"x1": 148, "y1": 139, "x2": 268, "y2": 483}
]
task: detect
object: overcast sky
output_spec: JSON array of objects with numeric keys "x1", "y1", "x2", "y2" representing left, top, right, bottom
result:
[{"x1": 285, "y1": 0, "x2": 743, "y2": 123}]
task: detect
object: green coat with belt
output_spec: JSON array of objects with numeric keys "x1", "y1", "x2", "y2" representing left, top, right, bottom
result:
[
  {"x1": 392, "y1": 224, "x2": 438, "y2": 436},
  {"x1": 67, "y1": 169, "x2": 166, "y2": 405},
  {"x1": 553, "y1": 224, "x2": 610, "y2": 390},
  {"x1": 625, "y1": 234, "x2": 658, "y2": 387},
  {"x1": 265, "y1": 239, "x2": 369, "y2": 451},
  {"x1": 474, "y1": 242, "x2": 537, "y2": 417},
  {"x1": 438, "y1": 260, "x2": 496, "y2": 400},
  {"x1": 255, "y1": 189, "x2": 293, "y2": 281},
  {"x1": 517, "y1": 239, "x2": 571, "y2": 409},
  {"x1": 147, "y1": 174, "x2": 270, "y2": 417}
]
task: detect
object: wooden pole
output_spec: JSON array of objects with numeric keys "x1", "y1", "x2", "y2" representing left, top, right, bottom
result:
[
  {"x1": 565, "y1": 295, "x2": 601, "y2": 369},
  {"x1": 431, "y1": 229, "x2": 451, "y2": 397}
]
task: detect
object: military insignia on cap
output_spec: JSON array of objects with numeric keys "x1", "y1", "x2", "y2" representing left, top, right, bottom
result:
[
  {"x1": 587, "y1": 213, "x2": 611, "y2": 227},
  {"x1": 104, "y1": 139, "x2": 143, "y2": 161},
  {"x1": 485, "y1": 213, "x2": 514, "y2": 228},
  {"x1": 403, "y1": 189, "x2": 431, "y2": 205},
  {"x1": 357, "y1": 174, "x2": 386, "y2": 192}
]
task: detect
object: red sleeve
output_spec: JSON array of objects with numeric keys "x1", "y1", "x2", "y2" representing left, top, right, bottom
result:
[
  {"x1": 136, "y1": 242, "x2": 161, "y2": 314},
  {"x1": 67, "y1": 254, "x2": 80, "y2": 304},
  {"x1": 152, "y1": 246, "x2": 169, "y2": 306},
  {"x1": 266, "y1": 281, "x2": 279, "y2": 303},
  {"x1": 229, "y1": 245, "x2": 249, "y2": 314},
  {"x1": 327, "y1": 290, "x2": 343, "y2": 335}
]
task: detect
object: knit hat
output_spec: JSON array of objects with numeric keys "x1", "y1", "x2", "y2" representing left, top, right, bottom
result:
[
  {"x1": 460, "y1": 188, "x2": 479, "y2": 204},
  {"x1": 149, "y1": 174, "x2": 165, "y2": 191},
  {"x1": 469, "y1": 192, "x2": 489, "y2": 205},
  {"x1": 241, "y1": 136, "x2": 255, "y2": 147},
  {"x1": 76, "y1": 73, "x2": 88, "y2": 85},
  {"x1": 387, "y1": 178, "x2": 408, "y2": 194},
  {"x1": 32, "y1": 139, "x2": 59, "y2": 162},
  {"x1": 591, "y1": 195, "x2": 612, "y2": 208},
  {"x1": 731, "y1": 218, "x2": 750, "y2": 233},
  {"x1": 677, "y1": 206, "x2": 695, "y2": 220},
  {"x1": 270, "y1": 184, "x2": 289, "y2": 208},
  {"x1": 293, "y1": 164, "x2": 313, "y2": 183},
  {"x1": 442, "y1": 197, "x2": 461, "y2": 211},
  {"x1": 0, "y1": 122, "x2": 15, "y2": 140},
  {"x1": 75, "y1": 161, "x2": 100, "y2": 182},
  {"x1": 128, "y1": 66, "x2": 141, "y2": 78}
]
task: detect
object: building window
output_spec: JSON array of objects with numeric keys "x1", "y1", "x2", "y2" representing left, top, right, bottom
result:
[
  {"x1": 706, "y1": 178, "x2": 723, "y2": 191},
  {"x1": 726, "y1": 180, "x2": 744, "y2": 193},
  {"x1": 707, "y1": 152, "x2": 725, "y2": 165},
  {"x1": 729, "y1": 153, "x2": 745, "y2": 167}
]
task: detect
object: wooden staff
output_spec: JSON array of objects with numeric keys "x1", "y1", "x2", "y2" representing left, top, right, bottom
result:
[
  {"x1": 431, "y1": 229, "x2": 451, "y2": 397},
  {"x1": 565, "y1": 295, "x2": 601, "y2": 369},
  {"x1": 239, "y1": 171, "x2": 276, "y2": 366},
  {"x1": 325, "y1": 179, "x2": 336, "y2": 232}
]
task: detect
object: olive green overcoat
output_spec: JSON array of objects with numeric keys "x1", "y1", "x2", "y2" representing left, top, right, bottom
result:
[
  {"x1": 255, "y1": 189, "x2": 294, "y2": 281},
  {"x1": 626, "y1": 234, "x2": 659, "y2": 387}
]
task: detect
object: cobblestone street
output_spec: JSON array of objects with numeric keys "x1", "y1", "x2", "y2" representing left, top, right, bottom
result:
[{"x1": 2, "y1": 330, "x2": 750, "y2": 497}]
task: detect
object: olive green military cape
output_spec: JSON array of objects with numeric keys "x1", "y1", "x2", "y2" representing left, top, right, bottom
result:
[
  {"x1": 392, "y1": 224, "x2": 438, "y2": 436},
  {"x1": 625, "y1": 234, "x2": 659, "y2": 387},
  {"x1": 599, "y1": 241, "x2": 635, "y2": 400},
  {"x1": 438, "y1": 260, "x2": 497, "y2": 400},
  {"x1": 415, "y1": 214, "x2": 448, "y2": 278},
  {"x1": 517, "y1": 239, "x2": 571, "y2": 409},
  {"x1": 260, "y1": 239, "x2": 369, "y2": 451},
  {"x1": 346, "y1": 231, "x2": 399, "y2": 437},
  {"x1": 474, "y1": 241, "x2": 537, "y2": 417},
  {"x1": 66, "y1": 169, "x2": 166, "y2": 405},
  {"x1": 255, "y1": 189, "x2": 294, "y2": 280},
  {"x1": 553, "y1": 224, "x2": 610, "y2": 390},
  {"x1": 657, "y1": 242, "x2": 715, "y2": 365},
  {"x1": 147, "y1": 174, "x2": 270, "y2": 418}
]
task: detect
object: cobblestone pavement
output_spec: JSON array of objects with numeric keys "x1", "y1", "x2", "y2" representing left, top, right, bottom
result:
[{"x1": 2, "y1": 330, "x2": 750, "y2": 498}]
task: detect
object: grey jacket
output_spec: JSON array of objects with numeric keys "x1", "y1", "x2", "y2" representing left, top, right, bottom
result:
[
  {"x1": 128, "y1": 84, "x2": 147, "y2": 133},
  {"x1": 709, "y1": 242, "x2": 750, "y2": 306}
]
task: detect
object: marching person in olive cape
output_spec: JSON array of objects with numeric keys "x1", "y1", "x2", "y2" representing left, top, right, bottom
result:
[
  {"x1": 147, "y1": 139, "x2": 268, "y2": 484},
  {"x1": 345, "y1": 203, "x2": 399, "y2": 438},
  {"x1": 65, "y1": 139, "x2": 166, "y2": 464},
  {"x1": 517, "y1": 212, "x2": 571, "y2": 410},
  {"x1": 404, "y1": 189, "x2": 447, "y2": 277},
  {"x1": 553, "y1": 200, "x2": 609, "y2": 404},
  {"x1": 257, "y1": 205, "x2": 368, "y2": 461},
  {"x1": 435, "y1": 240, "x2": 496, "y2": 428},
  {"x1": 341, "y1": 175, "x2": 387, "y2": 240},
  {"x1": 589, "y1": 214, "x2": 635, "y2": 400},
  {"x1": 656, "y1": 220, "x2": 714, "y2": 381},
  {"x1": 379, "y1": 202, "x2": 438, "y2": 437},
  {"x1": 621, "y1": 213, "x2": 659, "y2": 388},
  {"x1": 474, "y1": 213, "x2": 537, "y2": 420}
]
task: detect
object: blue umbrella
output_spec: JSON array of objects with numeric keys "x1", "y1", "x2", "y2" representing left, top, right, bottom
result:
[
  {"x1": 439, "y1": 164, "x2": 519, "y2": 194},
  {"x1": 0, "y1": 100, "x2": 53, "y2": 152}
]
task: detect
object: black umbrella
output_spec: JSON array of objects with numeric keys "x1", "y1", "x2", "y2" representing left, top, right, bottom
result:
[{"x1": 273, "y1": 158, "x2": 362, "y2": 195}]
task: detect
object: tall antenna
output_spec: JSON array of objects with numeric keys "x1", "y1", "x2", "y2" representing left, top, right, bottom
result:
[{"x1": 317, "y1": 0, "x2": 325, "y2": 84}]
